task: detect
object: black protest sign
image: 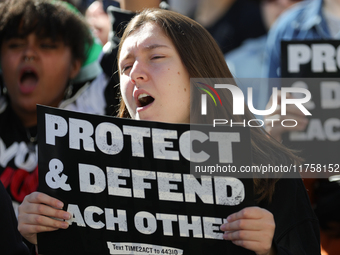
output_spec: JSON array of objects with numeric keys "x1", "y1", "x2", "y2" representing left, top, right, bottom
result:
[
  {"x1": 281, "y1": 40, "x2": 340, "y2": 78},
  {"x1": 37, "y1": 105, "x2": 254, "y2": 255},
  {"x1": 280, "y1": 40, "x2": 340, "y2": 165}
]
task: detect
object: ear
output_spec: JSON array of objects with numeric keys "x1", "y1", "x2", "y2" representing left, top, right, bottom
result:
[{"x1": 69, "y1": 59, "x2": 82, "y2": 79}]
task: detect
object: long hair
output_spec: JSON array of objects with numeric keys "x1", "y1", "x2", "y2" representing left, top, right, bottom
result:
[{"x1": 117, "y1": 9, "x2": 302, "y2": 202}]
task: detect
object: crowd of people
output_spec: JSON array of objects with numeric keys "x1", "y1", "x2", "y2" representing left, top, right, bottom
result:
[{"x1": 0, "y1": 0, "x2": 339, "y2": 254}]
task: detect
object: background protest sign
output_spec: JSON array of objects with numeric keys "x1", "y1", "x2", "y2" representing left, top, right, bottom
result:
[
  {"x1": 280, "y1": 40, "x2": 340, "y2": 165},
  {"x1": 37, "y1": 105, "x2": 254, "y2": 255}
]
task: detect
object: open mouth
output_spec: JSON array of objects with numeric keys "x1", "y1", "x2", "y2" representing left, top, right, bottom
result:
[
  {"x1": 137, "y1": 93, "x2": 154, "y2": 107},
  {"x1": 21, "y1": 70, "x2": 38, "y2": 83},
  {"x1": 19, "y1": 70, "x2": 38, "y2": 93}
]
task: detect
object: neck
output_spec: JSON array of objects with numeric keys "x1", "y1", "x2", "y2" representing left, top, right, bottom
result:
[
  {"x1": 11, "y1": 105, "x2": 37, "y2": 128},
  {"x1": 324, "y1": 0, "x2": 340, "y2": 18},
  {"x1": 195, "y1": 0, "x2": 236, "y2": 27}
]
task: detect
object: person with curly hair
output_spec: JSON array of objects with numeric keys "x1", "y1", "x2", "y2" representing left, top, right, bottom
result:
[{"x1": 0, "y1": 0, "x2": 103, "y2": 216}]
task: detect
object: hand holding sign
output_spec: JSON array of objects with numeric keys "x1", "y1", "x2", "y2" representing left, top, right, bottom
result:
[
  {"x1": 35, "y1": 106, "x2": 255, "y2": 254},
  {"x1": 220, "y1": 207, "x2": 275, "y2": 255},
  {"x1": 18, "y1": 192, "x2": 71, "y2": 245},
  {"x1": 264, "y1": 90, "x2": 309, "y2": 142}
]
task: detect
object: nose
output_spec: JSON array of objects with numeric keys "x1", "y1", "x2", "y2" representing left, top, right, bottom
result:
[
  {"x1": 22, "y1": 35, "x2": 38, "y2": 63},
  {"x1": 130, "y1": 60, "x2": 148, "y2": 84}
]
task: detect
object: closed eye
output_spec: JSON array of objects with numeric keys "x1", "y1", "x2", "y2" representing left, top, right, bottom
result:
[
  {"x1": 121, "y1": 65, "x2": 132, "y2": 74},
  {"x1": 8, "y1": 43, "x2": 24, "y2": 49},
  {"x1": 151, "y1": 55, "x2": 165, "y2": 60},
  {"x1": 6, "y1": 39, "x2": 25, "y2": 49},
  {"x1": 40, "y1": 38, "x2": 59, "y2": 49}
]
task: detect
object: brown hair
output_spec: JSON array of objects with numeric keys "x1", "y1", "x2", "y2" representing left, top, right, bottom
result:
[{"x1": 117, "y1": 9, "x2": 302, "y2": 202}]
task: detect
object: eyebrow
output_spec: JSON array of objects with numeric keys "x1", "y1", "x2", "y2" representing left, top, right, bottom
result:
[
  {"x1": 144, "y1": 44, "x2": 169, "y2": 51},
  {"x1": 120, "y1": 44, "x2": 170, "y2": 63}
]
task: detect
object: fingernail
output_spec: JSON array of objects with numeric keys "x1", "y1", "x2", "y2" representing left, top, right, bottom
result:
[
  {"x1": 64, "y1": 213, "x2": 71, "y2": 220},
  {"x1": 61, "y1": 222, "x2": 68, "y2": 229},
  {"x1": 57, "y1": 201, "x2": 64, "y2": 209},
  {"x1": 223, "y1": 232, "x2": 230, "y2": 240}
]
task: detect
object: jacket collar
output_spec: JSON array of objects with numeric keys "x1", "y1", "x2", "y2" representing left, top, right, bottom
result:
[{"x1": 300, "y1": 0, "x2": 331, "y2": 38}]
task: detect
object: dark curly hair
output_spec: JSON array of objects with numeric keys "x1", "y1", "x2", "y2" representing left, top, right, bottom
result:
[{"x1": 0, "y1": 0, "x2": 93, "y2": 63}]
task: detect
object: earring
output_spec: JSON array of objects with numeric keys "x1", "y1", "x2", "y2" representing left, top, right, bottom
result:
[
  {"x1": 64, "y1": 80, "x2": 73, "y2": 99},
  {"x1": 1, "y1": 86, "x2": 7, "y2": 96},
  {"x1": 0, "y1": 73, "x2": 7, "y2": 96}
]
